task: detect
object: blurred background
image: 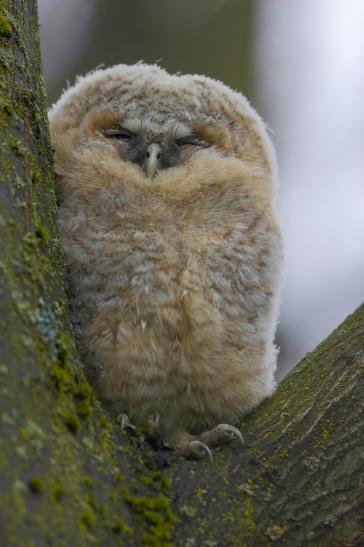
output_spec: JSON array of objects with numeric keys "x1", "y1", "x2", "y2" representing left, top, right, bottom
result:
[{"x1": 38, "y1": 0, "x2": 364, "y2": 379}]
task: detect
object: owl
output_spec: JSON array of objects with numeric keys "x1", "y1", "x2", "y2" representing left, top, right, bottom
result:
[{"x1": 49, "y1": 63, "x2": 283, "y2": 458}]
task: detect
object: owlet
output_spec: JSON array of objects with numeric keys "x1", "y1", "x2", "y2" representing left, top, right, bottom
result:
[{"x1": 49, "y1": 63, "x2": 283, "y2": 458}]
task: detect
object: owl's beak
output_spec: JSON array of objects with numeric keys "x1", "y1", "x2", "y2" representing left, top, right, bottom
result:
[{"x1": 143, "y1": 143, "x2": 162, "y2": 178}]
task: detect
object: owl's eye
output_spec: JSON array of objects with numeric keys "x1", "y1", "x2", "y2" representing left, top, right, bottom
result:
[
  {"x1": 175, "y1": 135, "x2": 210, "y2": 148},
  {"x1": 102, "y1": 128, "x2": 135, "y2": 141}
]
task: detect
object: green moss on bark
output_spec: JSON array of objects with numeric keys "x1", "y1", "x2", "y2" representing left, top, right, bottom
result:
[{"x1": 0, "y1": 13, "x2": 12, "y2": 35}]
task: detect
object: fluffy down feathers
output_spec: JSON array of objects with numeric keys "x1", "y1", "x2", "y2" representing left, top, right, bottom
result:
[{"x1": 49, "y1": 63, "x2": 283, "y2": 444}]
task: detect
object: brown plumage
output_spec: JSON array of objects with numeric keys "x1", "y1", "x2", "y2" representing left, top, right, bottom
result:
[{"x1": 49, "y1": 63, "x2": 283, "y2": 457}]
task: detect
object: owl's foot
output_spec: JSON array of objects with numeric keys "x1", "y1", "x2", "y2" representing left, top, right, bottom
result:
[{"x1": 174, "y1": 424, "x2": 244, "y2": 461}]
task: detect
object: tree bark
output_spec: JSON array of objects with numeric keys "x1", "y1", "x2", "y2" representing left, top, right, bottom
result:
[{"x1": 0, "y1": 2, "x2": 363, "y2": 546}]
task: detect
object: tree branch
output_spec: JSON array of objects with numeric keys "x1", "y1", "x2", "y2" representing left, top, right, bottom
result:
[{"x1": 170, "y1": 303, "x2": 364, "y2": 545}]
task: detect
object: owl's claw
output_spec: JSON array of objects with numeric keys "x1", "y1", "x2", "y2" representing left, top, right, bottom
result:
[
  {"x1": 117, "y1": 413, "x2": 136, "y2": 431},
  {"x1": 176, "y1": 439, "x2": 213, "y2": 461},
  {"x1": 199, "y1": 423, "x2": 244, "y2": 446},
  {"x1": 223, "y1": 424, "x2": 245, "y2": 445},
  {"x1": 190, "y1": 440, "x2": 213, "y2": 461}
]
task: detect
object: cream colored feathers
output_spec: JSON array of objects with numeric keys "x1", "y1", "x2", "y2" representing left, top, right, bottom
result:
[{"x1": 49, "y1": 63, "x2": 283, "y2": 456}]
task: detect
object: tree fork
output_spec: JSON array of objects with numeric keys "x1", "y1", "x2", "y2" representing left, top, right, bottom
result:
[{"x1": 0, "y1": 1, "x2": 363, "y2": 546}]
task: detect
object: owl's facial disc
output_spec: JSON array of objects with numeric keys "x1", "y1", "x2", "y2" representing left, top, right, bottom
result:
[{"x1": 100, "y1": 121, "x2": 211, "y2": 178}]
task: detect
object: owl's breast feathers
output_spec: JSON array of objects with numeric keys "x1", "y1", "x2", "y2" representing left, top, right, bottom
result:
[{"x1": 59, "y1": 152, "x2": 280, "y2": 362}]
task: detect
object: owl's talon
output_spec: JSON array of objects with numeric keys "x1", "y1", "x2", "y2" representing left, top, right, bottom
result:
[
  {"x1": 199, "y1": 423, "x2": 244, "y2": 447},
  {"x1": 190, "y1": 440, "x2": 213, "y2": 461},
  {"x1": 217, "y1": 424, "x2": 244, "y2": 445},
  {"x1": 176, "y1": 439, "x2": 213, "y2": 461},
  {"x1": 117, "y1": 413, "x2": 136, "y2": 431}
]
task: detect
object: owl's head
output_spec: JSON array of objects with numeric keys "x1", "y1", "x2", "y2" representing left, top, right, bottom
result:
[{"x1": 49, "y1": 63, "x2": 276, "y2": 182}]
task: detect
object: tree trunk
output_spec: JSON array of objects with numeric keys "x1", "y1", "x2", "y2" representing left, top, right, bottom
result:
[{"x1": 1, "y1": 2, "x2": 363, "y2": 546}]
